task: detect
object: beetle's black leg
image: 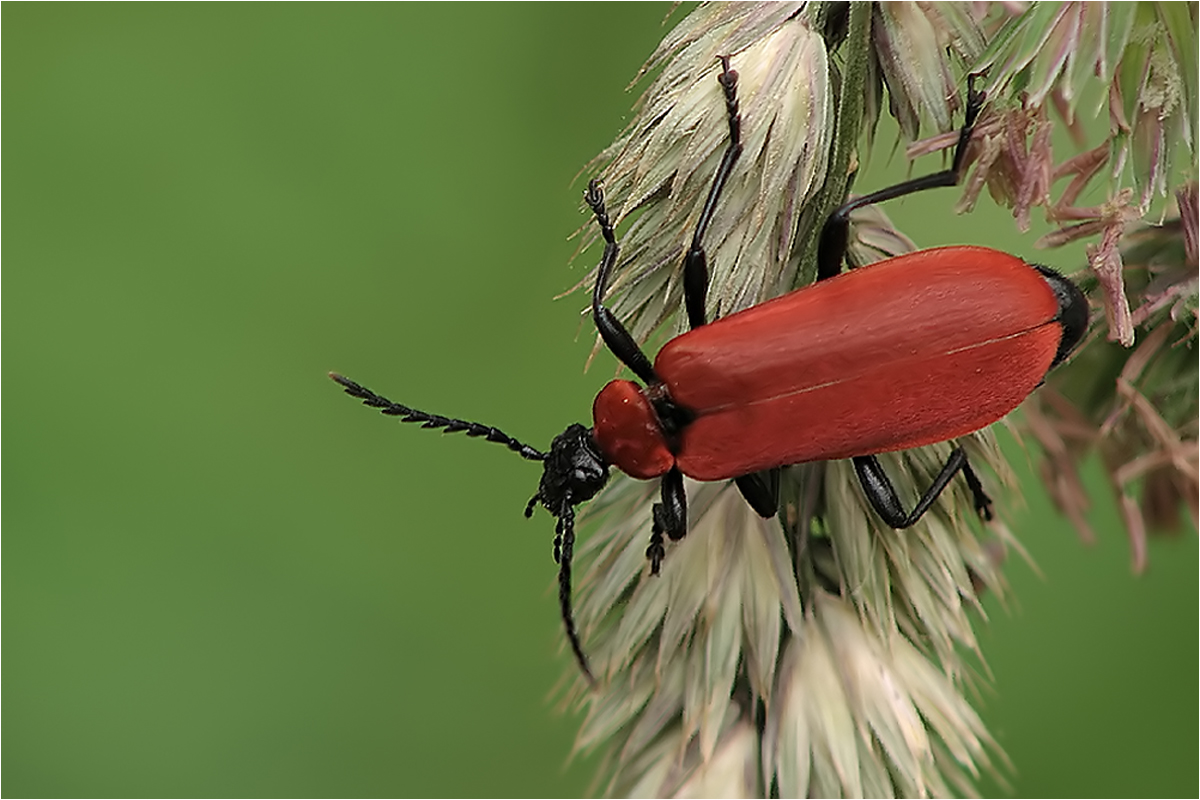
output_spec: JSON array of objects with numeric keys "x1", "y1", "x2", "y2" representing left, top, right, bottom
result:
[
  {"x1": 586, "y1": 181, "x2": 660, "y2": 386},
  {"x1": 647, "y1": 467, "x2": 687, "y2": 573},
  {"x1": 852, "y1": 447, "x2": 991, "y2": 528},
  {"x1": 682, "y1": 55, "x2": 743, "y2": 330},
  {"x1": 735, "y1": 469, "x2": 780, "y2": 519},
  {"x1": 554, "y1": 505, "x2": 594, "y2": 683},
  {"x1": 818, "y1": 77, "x2": 986, "y2": 281}
]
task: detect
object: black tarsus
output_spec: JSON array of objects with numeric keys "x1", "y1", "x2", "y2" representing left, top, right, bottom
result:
[
  {"x1": 961, "y1": 460, "x2": 995, "y2": 520},
  {"x1": 329, "y1": 373, "x2": 545, "y2": 462}
]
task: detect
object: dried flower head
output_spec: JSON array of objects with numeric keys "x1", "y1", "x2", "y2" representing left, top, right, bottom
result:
[
  {"x1": 907, "y1": 2, "x2": 1200, "y2": 565},
  {"x1": 564, "y1": 2, "x2": 1197, "y2": 797},
  {"x1": 1024, "y1": 184, "x2": 1198, "y2": 572}
]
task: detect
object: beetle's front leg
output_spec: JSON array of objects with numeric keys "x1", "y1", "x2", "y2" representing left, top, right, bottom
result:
[
  {"x1": 586, "y1": 180, "x2": 659, "y2": 386},
  {"x1": 647, "y1": 467, "x2": 687, "y2": 574}
]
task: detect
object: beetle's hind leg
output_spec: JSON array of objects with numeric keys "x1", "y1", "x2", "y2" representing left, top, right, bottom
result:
[
  {"x1": 817, "y1": 76, "x2": 986, "y2": 281},
  {"x1": 852, "y1": 447, "x2": 991, "y2": 528}
]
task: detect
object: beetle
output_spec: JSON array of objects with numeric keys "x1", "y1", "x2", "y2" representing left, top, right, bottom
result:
[{"x1": 332, "y1": 58, "x2": 1088, "y2": 682}]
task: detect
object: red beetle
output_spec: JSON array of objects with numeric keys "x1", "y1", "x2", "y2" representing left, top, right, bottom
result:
[{"x1": 333, "y1": 60, "x2": 1087, "y2": 681}]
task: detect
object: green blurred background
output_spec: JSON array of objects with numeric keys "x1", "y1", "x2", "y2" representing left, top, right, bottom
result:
[{"x1": 5, "y1": 4, "x2": 1195, "y2": 797}]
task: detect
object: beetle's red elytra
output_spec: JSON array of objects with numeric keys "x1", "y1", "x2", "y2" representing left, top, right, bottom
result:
[{"x1": 594, "y1": 246, "x2": 1066, "y2": 482}]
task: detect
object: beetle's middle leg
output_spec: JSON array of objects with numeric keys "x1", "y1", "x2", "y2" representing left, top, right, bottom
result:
[
  {"x1": 681, "y1": 55, "x2": 743, "y2": 331},
  {"x1": 678, "y1": 57, "x2": 781, "y2": 520}
]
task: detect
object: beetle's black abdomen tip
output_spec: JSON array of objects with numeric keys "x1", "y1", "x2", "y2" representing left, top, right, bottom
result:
[{"x1": 1034, "y1": 265, "x2": 1089, "y2": 367}]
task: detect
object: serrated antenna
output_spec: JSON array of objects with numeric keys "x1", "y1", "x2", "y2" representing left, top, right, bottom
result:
[{"x1": 329, "y1": 373, "x2": 546, "y2": 462}]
